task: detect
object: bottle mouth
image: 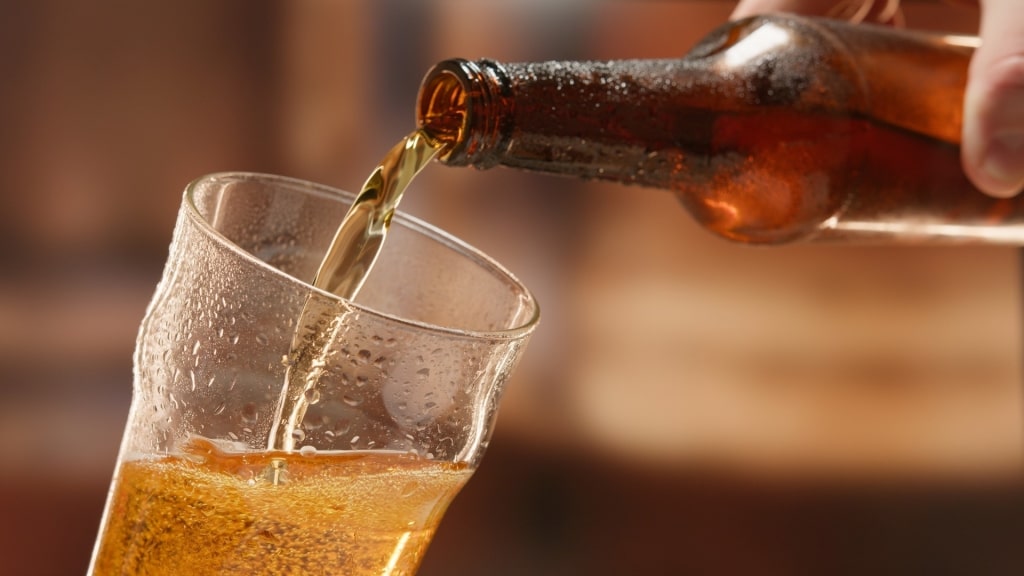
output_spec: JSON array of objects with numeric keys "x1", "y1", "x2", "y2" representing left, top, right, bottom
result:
[
  {"x1": 417, "y1": 59, "x2": 511, "y2": 167},
  {"x1": 417, "y1": 64, "x2": 469, "y2": 163}
]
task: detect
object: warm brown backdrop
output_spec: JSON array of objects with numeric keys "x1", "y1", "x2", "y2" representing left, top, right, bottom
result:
[{"x1": 1, "y1": 1, "x2": 1020, "y2": 574}]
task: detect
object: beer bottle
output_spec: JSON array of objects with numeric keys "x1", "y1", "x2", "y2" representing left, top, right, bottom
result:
[{"x1": 416, "y1": 14, "x2": 1021, "y2": 244}]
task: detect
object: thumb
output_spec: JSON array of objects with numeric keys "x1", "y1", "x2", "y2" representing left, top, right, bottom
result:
[{"x1": 961, "y1": 0, "x2": 1024, "y2": 197}]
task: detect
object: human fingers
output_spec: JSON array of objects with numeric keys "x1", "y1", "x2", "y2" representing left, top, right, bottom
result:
[
  {"x1": 961, "y1": 0, "x2": 1024, "y2": 197},
  {"x1": 731, "y1": 0, "x2": 840, "y2": 19}
]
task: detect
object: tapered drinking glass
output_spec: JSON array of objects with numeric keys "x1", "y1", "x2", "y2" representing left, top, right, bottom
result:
[{"x1": 88, "y1": 172, "x2": 539, "y2": 576}]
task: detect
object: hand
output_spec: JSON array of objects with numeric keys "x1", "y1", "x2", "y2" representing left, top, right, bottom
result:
[{"x1": 731, "y1": 0, "x2": 1024, "y2": 198}]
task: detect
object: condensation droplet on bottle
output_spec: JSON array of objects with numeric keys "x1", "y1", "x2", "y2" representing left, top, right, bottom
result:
[
  {"x1": 192, "y1": 340, "x2": 201, "y2": 355},
  {"x1": 291, "y1": 429, "x2": 305, "y2": 443},
  {"x1": 355, "y1": 375, "x2": 368, "y2": 387},
  {"x1": 342, "y1": 394, "x2": 363, "y2": 407},
  {"x1": 416, "y1": 367, "x2": 430, "y2": 378},
  {"x1": 213, "y1": 402, "x2": 226, "y2": 416},
  {"x1": 255, "y1": 333, "x2": 269, "y2": 346},
  {"x1": 299, "y1": 445, "x2": 316, "y2": 456}
]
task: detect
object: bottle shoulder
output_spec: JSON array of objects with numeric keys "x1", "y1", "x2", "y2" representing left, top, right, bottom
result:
[{"x1": 688, "y1": 15, "x2": 970, "y2": 142}]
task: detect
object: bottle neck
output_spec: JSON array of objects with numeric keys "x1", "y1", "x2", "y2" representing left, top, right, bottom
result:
[
  {"x1": 417, "y1": 59, "x2": 515, "y2": 168},
  {"x1": 418, "y1": 57, "x2": 723, "y2": 187}
]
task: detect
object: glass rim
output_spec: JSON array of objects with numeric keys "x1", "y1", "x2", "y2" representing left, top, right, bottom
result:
[{"x1": 183, "y1": 171, "x2": 540, "y2": 342}]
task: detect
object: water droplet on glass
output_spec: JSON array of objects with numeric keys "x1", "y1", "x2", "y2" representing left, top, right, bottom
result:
[
  {"x1": 303, "y1": 389, "x2": 321, "y2": 404},
  {"x1": 241, "y1": 402, "x2": 258, "y2": 423},
  {"x1": 255, "y1": 333, "x2": 269, "y2": 346},
  {"x1": 356, "y1": 349, "x2": 372, "y2": 364},
  {"x1": 342, "y1": 394, "x2": 363, "y2": 407},
  {"x1": 192, "y1": 340, "x2": 201, "y2": 355},
  {"x1": 416, "y1": 367, "x2": 430, "y2": 378},
  {"x1": 333, "y1": 419, "x2": 351, "y2": 436},
  {"x1": 213, "y1": 402, "x2": 226, "y2": 416},
  {"x1": 355, "y1": 375, "x2": 368, "y2": 387},
  {"x1": 304, "y1": 414, "x2": 327, "y2": 431},
  {"x1": 299, "y1": 445, "x2": 316, "y2": 456},
  {"x1": 291, "y1": 429, "x2": 305, "y2": 443}
]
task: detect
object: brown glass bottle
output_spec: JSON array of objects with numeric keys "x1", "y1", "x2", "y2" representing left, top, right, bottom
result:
[{"x1": 416, "y1": 14, "x2": 1022, "y2": 244}]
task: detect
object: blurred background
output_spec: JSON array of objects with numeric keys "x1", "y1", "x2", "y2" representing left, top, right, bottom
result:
[{"x1": 2, "y1": 0, "x2": 1023, "y2": 574}]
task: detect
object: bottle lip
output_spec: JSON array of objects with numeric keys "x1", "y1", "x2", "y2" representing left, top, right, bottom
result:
[
  {"x1": 417, "y1": 58, "x2": 510, "y2": 167},
  {"x1": 417, "y1": 61, "x2": 468, "y2": 163}
]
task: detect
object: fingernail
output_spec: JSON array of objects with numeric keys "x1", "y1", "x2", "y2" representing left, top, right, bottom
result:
[{"x1": 981, "y1": 131, "x2": 1024, "y2": 196}]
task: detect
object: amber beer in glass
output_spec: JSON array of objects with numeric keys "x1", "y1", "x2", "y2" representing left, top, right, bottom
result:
[{"x1": 88, "y1": 173, "x2": 539, "y2": 575}]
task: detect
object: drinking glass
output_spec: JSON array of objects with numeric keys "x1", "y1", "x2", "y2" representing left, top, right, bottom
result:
[{"x1": 88, "y1": 172, "x2": 539, "y2": 575}]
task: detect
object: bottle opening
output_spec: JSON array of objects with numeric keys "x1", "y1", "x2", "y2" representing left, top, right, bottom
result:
[{"x1": 417, "y1": 69, "x2": 467, "y2": 158}]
